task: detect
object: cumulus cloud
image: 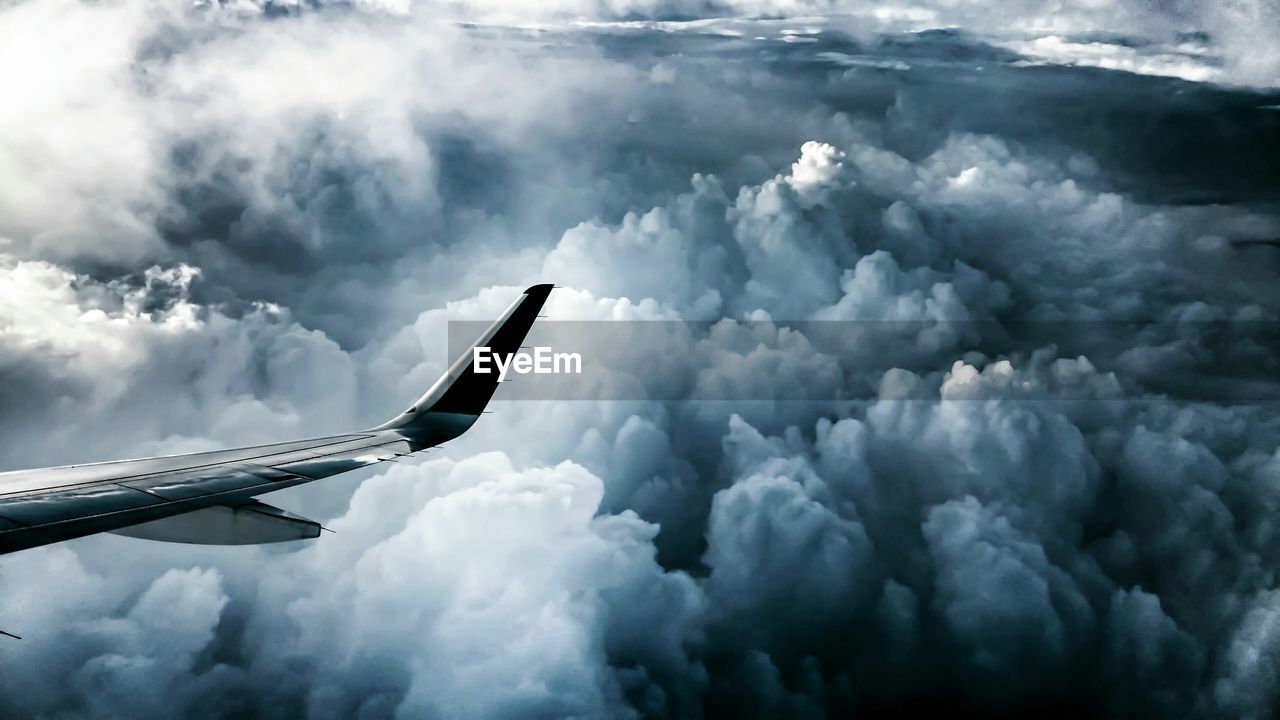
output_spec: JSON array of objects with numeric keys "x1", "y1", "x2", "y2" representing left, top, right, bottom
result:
[
  {"x1": 1, "y1": 0, "x2": 1279, "y2": 718},
  {"x1": 243, "y1": 454, "x2": 705, "y2": 720}
]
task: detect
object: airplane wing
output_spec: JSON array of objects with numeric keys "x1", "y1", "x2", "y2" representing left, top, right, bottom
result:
[{"x1": 0, "y1": 284, "x2": 554, "y2": 556}]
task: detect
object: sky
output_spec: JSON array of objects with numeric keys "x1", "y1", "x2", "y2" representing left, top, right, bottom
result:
[{"x1": 1, "y1": 0, "x2": 1279, "y2": 717}]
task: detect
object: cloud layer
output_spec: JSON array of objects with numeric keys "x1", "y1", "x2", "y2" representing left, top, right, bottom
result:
[{"x1": 1, "y1": 0, "x2": 1279, "y2": 718}]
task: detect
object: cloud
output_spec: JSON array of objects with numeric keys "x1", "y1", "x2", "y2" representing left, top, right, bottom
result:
[{"x1": 923, "y1": 496, "x2": 1093, "y2": 700}]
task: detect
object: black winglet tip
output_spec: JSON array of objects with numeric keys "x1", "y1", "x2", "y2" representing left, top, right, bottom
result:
[{"x1": 524, "y1": 283, "x2": 556, "y2": 297}]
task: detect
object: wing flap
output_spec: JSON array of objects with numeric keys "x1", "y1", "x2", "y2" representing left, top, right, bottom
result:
[{"x1": 109, "y1": 501, "x2": 321, "y2": 545}]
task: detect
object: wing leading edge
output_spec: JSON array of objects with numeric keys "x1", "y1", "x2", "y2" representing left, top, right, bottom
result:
[{"x1": 0, "y1": 284, "x2": 554, "y2": 556}]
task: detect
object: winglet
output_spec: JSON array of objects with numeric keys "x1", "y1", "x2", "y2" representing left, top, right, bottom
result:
[{"x1": 372, "y1": 285, "x2": 554, "y2": 446}]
